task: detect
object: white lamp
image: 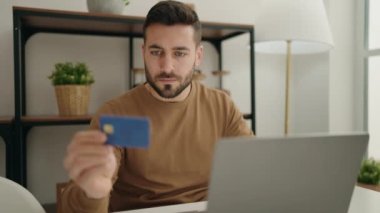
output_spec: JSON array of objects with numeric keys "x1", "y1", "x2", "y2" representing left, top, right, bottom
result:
[{"x1": 254, "y1": 0, "x2": 334, "y2": 135}]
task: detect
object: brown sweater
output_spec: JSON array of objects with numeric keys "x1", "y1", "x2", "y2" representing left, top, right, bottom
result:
[{"x1": 61, "y1": 81, "x2": 253, "y2": 212}]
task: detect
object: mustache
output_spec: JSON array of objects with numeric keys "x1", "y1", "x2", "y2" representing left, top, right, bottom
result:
[{"x1": 156, "y1": 72, "x2": 181, "y2": 79}]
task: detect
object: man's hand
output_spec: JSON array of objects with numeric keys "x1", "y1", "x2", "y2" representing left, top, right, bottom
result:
[{"x1": 64, "y1": 130, "x2": 117, "y2": 199}]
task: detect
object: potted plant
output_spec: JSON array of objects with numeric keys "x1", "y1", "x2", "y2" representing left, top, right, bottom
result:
[
  {"x1": 357, "y1": 158, "x2": 380, "y2": 192},
  {"x1": 87, "y1": 0, "x2": 130, "y2": 14},
  {"x1": 48, "y1": 62, "x2": 94, "y2": 116}
]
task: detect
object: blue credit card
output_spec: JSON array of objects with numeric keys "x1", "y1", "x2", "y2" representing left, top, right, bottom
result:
[{"x1": 99, "y1": 115, "x2": 150, "y2": 148}]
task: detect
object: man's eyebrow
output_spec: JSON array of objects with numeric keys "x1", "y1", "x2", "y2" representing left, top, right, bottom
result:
[
  {"x1": 173, "y1": 46, "x2": 190, "y2": 51},
  {"x1": 148, "y1": 44, "x2": 163, "y2": 49},
  {"x1": 147, "y1": 44, "x2": 190, "y2": 51}
]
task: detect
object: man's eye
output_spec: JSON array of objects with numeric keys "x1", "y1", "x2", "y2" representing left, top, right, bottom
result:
[
  {"x1": 174, "y1": 51, "x2": 187, "y2": 57},
  {"x1": 150, "y1": 50, "x2": 162, "y2": 56}
]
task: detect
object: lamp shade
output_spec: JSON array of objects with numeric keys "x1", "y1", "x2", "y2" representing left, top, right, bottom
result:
[{"x1": 255, "y1": 0, "x2": 334, "y2": 54}]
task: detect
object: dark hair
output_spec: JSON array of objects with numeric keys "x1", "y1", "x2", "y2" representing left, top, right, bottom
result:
[{"x1": 143, "y1": 0, "x2": 202, "y2": 45}]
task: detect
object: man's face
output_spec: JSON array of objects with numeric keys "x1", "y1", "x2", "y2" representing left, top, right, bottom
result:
[{"x1": 142, "y1": 24, "x2": 203, "y2": 98}]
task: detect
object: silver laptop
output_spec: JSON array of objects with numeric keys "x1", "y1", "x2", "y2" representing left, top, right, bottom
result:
[{"x1": 200, "y1": 133, "x2": 369, "y2": 213}]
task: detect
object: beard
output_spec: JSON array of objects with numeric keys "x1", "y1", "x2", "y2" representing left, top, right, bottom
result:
[{"x1": 145, "y1": 63, "x2": 194, "y2": 99}]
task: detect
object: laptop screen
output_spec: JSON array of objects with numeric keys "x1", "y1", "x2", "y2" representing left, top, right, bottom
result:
[{"x1": 206, "y1": 133, "x2": 368, "y2": 213}]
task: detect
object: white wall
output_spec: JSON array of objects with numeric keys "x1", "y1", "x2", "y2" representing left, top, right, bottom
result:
[
  {"x1": 353, "y1": 0, "x2": 366, "y2": 132},
  {"x1": 223, "y1": 34, "x2": 251, "y2": 117},
  {"x1": 326, "y1": 0, "x2": 357, "y2": 132},
  {"x1": 254, "y1": 53, "x2": 330, "y2": 136},
  {"x1": 254, "y1": 54, "x2": 286, "y2": 135},
  {"x1": 0, "y1": 0, "x2": 357, "y2": 205},
  {"x1": 292, "y1": 54, "x2": 330, "y2": 134}
]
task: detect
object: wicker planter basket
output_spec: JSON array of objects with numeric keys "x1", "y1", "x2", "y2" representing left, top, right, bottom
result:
[{"x1": 54, "y1": 85, "x2": 91, "y2": 116}]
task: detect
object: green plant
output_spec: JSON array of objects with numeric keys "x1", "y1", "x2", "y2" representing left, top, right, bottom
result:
[
  {"x1": 48, "y1": 62, "x2": 95, "y2": 86},
  {"x1": 122, "y1": 0, "x2": 129, "y2": 6},
  {"x1": 357, "y1": 158, "x2": 380, "y2": 185}
]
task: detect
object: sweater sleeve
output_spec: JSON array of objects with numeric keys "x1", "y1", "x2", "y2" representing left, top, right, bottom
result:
[
  {"x1": 61, "y1": 103, "x2": 123, "y2": 213},
  {"x1": 224, "y1": 96, "x2": 255, "y2": 137},
  {"x1": 60, "y1": 183, "x2": 110, "y2": 213}
]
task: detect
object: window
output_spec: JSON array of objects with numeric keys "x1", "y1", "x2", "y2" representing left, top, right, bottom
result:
[
  {"x1": 368, "y1": 56, "x2": 380, "y2": 157},
  {"x1": 366, "y1": 0, "x2": 380, "y2": 158},
  {"x1": 368, "y1": 0, "x2": 380, "y2": 50}
]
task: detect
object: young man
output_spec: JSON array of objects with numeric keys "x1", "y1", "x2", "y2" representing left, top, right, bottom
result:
[{"x1": 62, "y1": 1, "x2": 253, "y2": 212}]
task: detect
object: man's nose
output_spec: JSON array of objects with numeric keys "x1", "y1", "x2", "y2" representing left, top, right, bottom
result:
[{"x1": 159, "y1": 54, "x2": 174, "y2": 72}]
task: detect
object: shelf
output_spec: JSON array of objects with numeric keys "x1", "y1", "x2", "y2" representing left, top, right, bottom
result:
[
  {"x1": 0, "y1": 117, "x2": 13, "y2": 141},
  {"x1": 243, "y1": 114, "x2": 252, "y2": 119},
  {"x1": 21, "y1": 115, "x2": 92, "y2": 126},
  {"x1": 14, "y1": 6, "x2": 253, "y2": 41},
  {"x1": 0, "y1": 116, "x2": 13, "y2": 142},
  {"x1": 0, "y1": 117, "x2": 14, "y2": 180},
  {"x1": 132, "y1": 68, "x2": 145, "y2": 74},
  {"x1": 0, "y1": 117, "x2": 13, "y2": 124},
  {"x1": 193, "y1": 70, "x2": 206, "y2": 81},
  {"x1": 212, "y1": 70, "x2": 230, "y2": 76},
  {"x1": 11, "y1": 6, "x2": 255, "y2": 187}
]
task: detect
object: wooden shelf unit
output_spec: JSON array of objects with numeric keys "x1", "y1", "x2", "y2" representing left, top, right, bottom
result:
[
  {"x1": 0, "y1": 117, "x2": 14, "y2": 179},
  {"x1": 11, "y1": 6, "x2": 255, "y2": 187},
  {"x1": 20, "y1": 115, "x2": 92, "y2": 126}
]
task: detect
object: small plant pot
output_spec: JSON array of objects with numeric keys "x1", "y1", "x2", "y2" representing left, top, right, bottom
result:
[
  {"x1": 54, "y1": 85, "x2": 91, "y2": 116},
  {"x1": 87, "y1": 0, "x2": 126, "y2": 14}
]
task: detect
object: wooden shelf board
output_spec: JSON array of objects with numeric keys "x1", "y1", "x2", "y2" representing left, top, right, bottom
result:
[
  {"x1": 14, "y1": 6, "x2": 253, "y2": 40},
  {"x1": 132, "y1": 68, "x2": 145, "y2": 73},
  {"x1": 243, "y1": 113, "x2": 252, "y2": 119},
  {"x1": 212, "y1": 70, "x2": 230, "y2": 76},
  {"x1": 21, "y1": 115, "x2": 92, "y2": 125},
  {"x1": 0, "y1": 117, "x2": 13, "y2": 124}
]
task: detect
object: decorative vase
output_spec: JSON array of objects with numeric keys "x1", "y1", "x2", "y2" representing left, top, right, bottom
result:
[
  {"x1": 87, "y1": 0, "x2": 126, "y2": 15},
  {"x1": 54, "y1": 85, "x2": 91, "y2": 116}
]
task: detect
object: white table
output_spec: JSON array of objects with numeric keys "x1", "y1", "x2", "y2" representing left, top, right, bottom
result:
[
  {"x1": 119, "y1": 201, "x2": 207, "y2": 213},
  {"x1": 348, "y1": 186, "x2": 380, "y2": 213},
  {"x1": 118, "y1": 186, "x2": 380, "y2": 213}
]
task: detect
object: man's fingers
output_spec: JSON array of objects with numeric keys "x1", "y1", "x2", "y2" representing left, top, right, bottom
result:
[
  {"x1": 66, "y1": 130, "x2": 108, "y2": 166},
  {"x1": 64, "y1": 145, "x2": 113, "y2": 171},
  {"x1": 71, "y1": 130, "x2": 107, "y2": 145},
  {"x1": 67, "y1": 144, "x2": 112, "y2": 160},
  {"x1": 67, "y1": 152, "x2": 114, "y2": 181},
  {"x1": 63, "y1": 130, "x2": 117, "y2": 199},
  {"x1": 76, "y1": 167, "x2": 114, "y2": 199}
]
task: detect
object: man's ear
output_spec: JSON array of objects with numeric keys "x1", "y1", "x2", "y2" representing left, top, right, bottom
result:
[{"x1": 195, "y1": 44, "x2": 203, "y2": 67}]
